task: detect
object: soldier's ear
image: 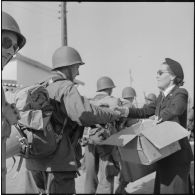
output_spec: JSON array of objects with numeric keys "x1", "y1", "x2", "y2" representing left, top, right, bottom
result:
[{"x1": 170, "y1": 74, "x2": 176, "y2": 81}]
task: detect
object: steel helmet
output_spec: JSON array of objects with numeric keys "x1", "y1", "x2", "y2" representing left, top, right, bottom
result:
[
  {"x1": 96, "y1": 76, "x2": 115, "y2": 92},
  {"x1": 2, "y1": 12, "x2": 26, "y2": 50},
  {"x1": 122, "y1": 87, "x2": 136, "y2": 98},
  {"x1": 52, "y1": 46, "x2": 85, "y2": 70},
  {"x1": 145, "y1": 93, "x2": 157, "y2": 102}
]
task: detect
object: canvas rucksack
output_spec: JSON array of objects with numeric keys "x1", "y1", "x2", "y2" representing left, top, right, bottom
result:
[{"x1": 6, "y1": 77, "x2": 70, "y2": 160}]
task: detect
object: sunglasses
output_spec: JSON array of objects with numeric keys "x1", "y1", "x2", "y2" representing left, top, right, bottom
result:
[
  {"x1": 2, "y1": 37, "x2": 18, "y2": 52},
  {"x1": 157, "y1": 70, "x2": 171, "y2": 76}
]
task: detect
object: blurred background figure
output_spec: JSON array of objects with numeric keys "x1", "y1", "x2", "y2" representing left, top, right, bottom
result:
[
  {"x1": 121, "y1": 86, "x2": 137, "y2": 106},
  {"x1": 144, "y1": 93, "x2": 157, "y2": 105},
  {"x1": 84, "y1": 76, "x2": 120, "y2": 194},
  {"x1": 187, "y1": 106, "x2": 194, "y2": 141},
  {"x1": 120, "y1": 86, "x2": 138, "y2": 127},
  {"x1": 187, "y1": 106, "x2": 194, "y2": 194}
]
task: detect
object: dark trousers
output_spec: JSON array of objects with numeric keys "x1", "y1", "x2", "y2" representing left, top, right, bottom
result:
[
  {"x1": 30, "y1": 170, "x2": 77, "y2": 194},
  {"x1": 153, "y1": 163, "x2": 191, "y2": 194},
  {"x1": 115, "y1": 155, "x2": 131, "y2": 194}
]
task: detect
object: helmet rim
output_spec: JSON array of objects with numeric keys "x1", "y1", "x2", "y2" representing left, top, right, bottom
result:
[
  {"x1": 2, "y1": 12, "x2": 26, "y2": 50},
  {"x1": 52, "y1": 61, "x2": 85, "y2": 70},
  {"x1": 96, "y1": 76, "x2": 115, "y2": 92},
  {"x1": 3, "y1": 30, "x2": 26, "y2": 50},
  {"x1": 52, "y1": 46, "x2": 84, "y2": 70}
]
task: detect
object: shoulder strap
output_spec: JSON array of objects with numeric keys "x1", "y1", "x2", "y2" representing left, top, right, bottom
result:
[
  {"x1": 40, "y1": 76, "x2": 66, "y2": 88},
  {"x1": 43, "y1": 76, "x2": 73, "y2": 138},
  {"x1": 55, "y1": 117, "x2": 68, "y2": 143}
]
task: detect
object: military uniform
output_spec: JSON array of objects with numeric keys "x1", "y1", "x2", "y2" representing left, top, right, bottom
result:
[
  {"x1": 84, "y1": 93, "x2": 120, "y2": 194},
  {"x1": 2, "y1": 88, "x2": 20, "y2": 193},
  {"x1": 26, "y1": 73, "x2": 120, "y2": 194},
  {"x1": 2, "y1": 89, "x2": 11, "y2": 194},
  {"x1": 127, "y1": 86, "x2": 193, "y2": 194},
  {"x1": 2, "y1": 11, "x2": 26, "y2": 194}
]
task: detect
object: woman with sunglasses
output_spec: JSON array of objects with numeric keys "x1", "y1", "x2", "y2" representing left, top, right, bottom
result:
[
  {"x1": 2, "y1": 11, "x2": 26, "y2": 194},
  {"x1": 115, "y1": 58, "x2": 193, "y2": 194}
]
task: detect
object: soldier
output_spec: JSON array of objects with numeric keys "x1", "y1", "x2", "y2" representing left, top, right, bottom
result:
[
  {"x1": 115, "y1": 58, "x2": 194, "y2": 194},
  {"x1": 25, "y1": 46, "x2": 122, "y2": 194},
  {"x1": 84, "y1": 76, "x2": 120, "y2": 194},
  {"x1": 122, "y1": 86, "x2": 137, "y2": 105},
  {"x1": 2, "y1": 11, "x2": 26, "y2": 194},
  {"x1": 144, "y1": 93, "x2": 157, "y2": 106}
]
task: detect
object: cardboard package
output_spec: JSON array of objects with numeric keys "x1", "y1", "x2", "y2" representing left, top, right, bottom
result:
[
  {"x1": 120, "y1": 160, "x2": 157, "y2": 182},
  {"x1": 101, "y1": 119, "x2": 190, "y2": 165}
]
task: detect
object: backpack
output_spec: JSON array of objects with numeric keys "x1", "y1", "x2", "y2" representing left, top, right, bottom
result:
[{"x1": 6, "y1": 76, "x2": 69, "y2": 160}]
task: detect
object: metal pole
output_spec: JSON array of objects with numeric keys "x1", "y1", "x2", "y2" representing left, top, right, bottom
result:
[
  {"x1": 61, "y1": 2, "x2": 67, "y2": 46},
  {"x1": 129, "y1": 68, "x2": 133, "y2": 87}
]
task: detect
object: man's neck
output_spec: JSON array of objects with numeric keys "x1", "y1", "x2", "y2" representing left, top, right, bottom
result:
[{"x1": 54, "y1": 70, "x2": 67, "y2": 79}]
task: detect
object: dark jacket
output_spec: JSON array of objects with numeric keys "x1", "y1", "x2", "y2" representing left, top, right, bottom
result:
[
  {"x1": 127, "y1": 86, "x2": 193, "y2": 184},
  {"x1": 26, "y1": 73, "x2": 119, "y2": 172}
]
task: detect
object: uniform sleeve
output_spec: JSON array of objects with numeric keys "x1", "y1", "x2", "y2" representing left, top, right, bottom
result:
[
  {"x1": 1, "y1": 89, "x2": 12, "y2": 138},
  {"x1": 159, "y1": 88, "x2": 188, "y2": 122},
  {"x1": 61, "y1": 84, "x2": 120, "y2": 126},
  {"x1": 127, "y1": 102, "x2": 156, "y2": 118},
  {"x1": 2, "y1": 89, "x2": 20, "y2": 126}
]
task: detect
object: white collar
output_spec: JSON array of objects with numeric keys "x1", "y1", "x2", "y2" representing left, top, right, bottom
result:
[{"x1": 162, "y1": 84, "x2": 176, "y2": 97}]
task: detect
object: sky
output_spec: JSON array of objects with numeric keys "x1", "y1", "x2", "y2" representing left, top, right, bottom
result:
[{"x1": 1, "y1": 2, "x2": 194, "y2": 106}]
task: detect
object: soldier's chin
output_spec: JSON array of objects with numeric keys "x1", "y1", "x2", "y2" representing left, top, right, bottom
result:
[{"x1": 2, "y1": 56, "x2": 12, "y2": 68}]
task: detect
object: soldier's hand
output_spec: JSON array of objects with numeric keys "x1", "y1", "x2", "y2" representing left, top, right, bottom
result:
[
  {"x1": 156, "y1": 118, "x2": 163, "y2": 124},
  {"x1": 153, "y1": 116, "x2": 163, "y2": 125},
  {"x1": 80, "y1": 137, "x2": 89, "y2": 146},
  {"x1": 89, "y1": 128, "x2": 108, "y2": 145},
  {"x1": 149, "y1": 115, "x2": 156, "y2": 120},
  {"x1": 113, "y1": 106, "x2": 129, "y2": 117}
]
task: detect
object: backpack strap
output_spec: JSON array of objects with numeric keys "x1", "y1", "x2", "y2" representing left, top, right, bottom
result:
[
  {"x1": 10, "y1": 124, "x2": 30, "y2": 178},
  {"x1": 14, "y1": 123, "x2": 30, "y2": 157},
  {"x1": 7, "y1": 157, "x2": 16, "y2": 173},
  {"x1": 12, "y1": 156, "x2": 24, "y2": 179},
  {"x1": 40, "y1": 76, "x2": 67, "y2": 88},
  {"x1": 55, "y1": 117, "x2": 68, "y2": 143}
]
